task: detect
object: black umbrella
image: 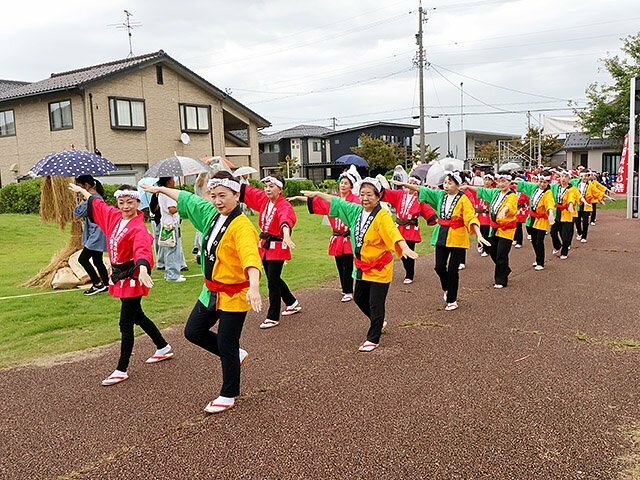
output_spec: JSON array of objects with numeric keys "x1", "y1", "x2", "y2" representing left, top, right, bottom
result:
[
  {"x1": 143, "y1": 155, "x2": 211, "y2": 178},
  {"x1": 31, "y1": 150, "x2": 116, "y2": 177}
]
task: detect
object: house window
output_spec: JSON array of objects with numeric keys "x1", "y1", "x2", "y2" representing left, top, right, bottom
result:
[
  {"x1": 109, "y1": 97, "x2": 146, "y2": 129},
  {"x1": 156, "y1": 65, "x2": 164, "y2": 85},
  {"x1": 49, "y1": 100, "x2": 73, "y2": 131},
  {"x1": 0, "y1": 110, "x2": 16, "y2": 137},
  {"x1": 334, "y1": 139, "x2": 340, "y2": 145},
  {"x1": 266, "y1": 143, "x2": 280, "y2": 153},
  {"x1": 179, "y1": 104, "x2": 209, "y2": 132},
  {"x1": 602, "y1": 152, "x2": 621, "y2": 174},
  {"x1": 312, "y1": 141, "x2": 321, "y2": 152},
  {"x1": 579, "y1": 153, "x2": 588, "y2": 168}
]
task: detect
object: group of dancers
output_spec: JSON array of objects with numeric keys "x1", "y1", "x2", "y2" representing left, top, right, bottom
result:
[{"x1": 66, "y1": 162, "x2": 611, "y2": 414}]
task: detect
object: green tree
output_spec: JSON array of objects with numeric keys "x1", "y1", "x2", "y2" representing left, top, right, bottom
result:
[
  {"x1": 411, "y1": 143, "x2": 440, "y2": 164},
  {"x1": 350, "y1": 134, "x2": 407, "y2": 174},
  {"x1": 523, "y1": 127, "x2": 563, "y2": 165},
  {"x1": 576, "y1": 33, "x2": 640, "y2": 139},
  {"x1": 475, "y1": 143, "x2": 499, "y2": 162},
  {"x1": 274, "y1": 157, "x2": 300, "y2": 178}
]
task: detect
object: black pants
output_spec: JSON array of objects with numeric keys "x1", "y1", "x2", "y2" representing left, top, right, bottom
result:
[
  {"x1": 263, "y1": 260, "x2": 296, "y2": 321},
  {"x1": 353, "y1": 280, "x2": 390, "y2": 344},
  {"x1": 478, "y1": 225, "x2": 490, "y2": 251},
  {"x1": 334, "y1": 254, "x2": 354, "y2": 294},
  {"x1": 514, "y1": 222, "x2": 524, "y2": 246},
  {"x1": 590, "y1": 203, "x2": 597, "y2": 223},
  {"x1": 78, "y1": 247, "x2": 109, "y2": 286},
  {"x1": 184, "y1": 300, "x2": 246, "y2": 398},
  {"x1": 400, "y1": 241, "x2": 417, "y2": 280},
  {"x1": 117, "y1": 297, "x2": 168, "y2": 372},
  {"x1": 434, "y1": 246, "x2": 466, "y2": 303},
  {"x1": 550, "y1": 221, "x2": 574, "y2": 256},
  {"x1": 530, "y1": 228, "x2": 546, "y2": 266},
  {"x1": 488, "y1": 236, "x2": 512, "y2": 286},
  {"x1": 525, "y1": 225, "x2": 534, "y2": 237},
  {"x1": 577, "y1": 210, "x2": 591, "y2": 239}
]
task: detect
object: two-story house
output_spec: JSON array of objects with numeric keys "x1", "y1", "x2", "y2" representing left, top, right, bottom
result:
[{"x1": 0, "y1": 50, "x2": 270, "y2": 186}]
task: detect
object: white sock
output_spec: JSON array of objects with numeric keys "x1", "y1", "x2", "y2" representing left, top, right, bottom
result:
[
  {"x1": 215, "y1": 395, "x2": 235, "y2": 406},
  {"x1": 157, "y1": 344, "x2": 171, "y2": 355},
  {"x1": 288, "y1": 300, "x2": 299, "y2": 309},
  {"x1": 112, "y1": 369, "x2": 128, "y2": 377}
]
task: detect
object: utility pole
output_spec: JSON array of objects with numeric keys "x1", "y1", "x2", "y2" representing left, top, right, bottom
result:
[
  {"x1": 538, "y1": 113, "x2": 542, "y2": 166},
  {"x1": 527, "y1": 111, "x2": 532, "y2": 168},
  {"x1": 331, "y1": 117, "x2": 337, "y2": 130},
  {"x1": 447, "y1": 117, "x2": 451, "y2": 156},
  {"x1": 415, "y1": 2, "x2": 426, "y2": 163},
  {"x1": 460, "y1": 82, "x2": 464, "y2": 130}
]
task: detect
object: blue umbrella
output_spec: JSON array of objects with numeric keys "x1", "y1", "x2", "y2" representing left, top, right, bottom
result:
[
  {"x1": 31, "y1": 150, "x2": 116, "y2": 177},
  {"x1": 336, "y1": 154, "x2": 368, "y2": 167},
  {"x1": 137, "y1": 177, "x2": 159, "y2": 210}
]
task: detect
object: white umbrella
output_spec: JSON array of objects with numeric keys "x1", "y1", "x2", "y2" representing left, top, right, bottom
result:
[
  {"x1": 499, "y1": 162, "x2": 522, "y2": 172},
  {"x1": 439, "y1": 157, "x2": 465, "y2": 172},
  {"x1": 233, "y1": 166, "x2": 258, "y2": 177},
  {"x1": 143, "y1": 155, "x2": 211, "y2": 178},
  {"x1": 425, "y1": 162, "x2": 447, "y2": 186}
]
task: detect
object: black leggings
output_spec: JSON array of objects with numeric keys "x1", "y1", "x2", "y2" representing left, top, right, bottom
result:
[
  {"x1": 550, "y1": 221, "x2": 574, "y2": 256},
  {"x1": 488, "y1": 236, "x2": 512, "y2": 286},
  {"x1": 434, "y1": 246, "x2": 466, "y2": 303},
  {"x1": 591, "y1": 203, "x2": 597, "y2": 222},
  {"x1": 262, "y1": 260, "x2": 296, "y2": 321},
  {"x1": 400, "y1": 241, "x2": 417, "y2": 280},
  {"x1": 78, "y1": 247, "x2": 109, "y2": 286},
  {"x1": 576, "y1": 209, "x2": 591, "y2": 239},
  {"x1": 353, "y1": 280, "x2": 390, "y2": 344},
  {"x1": 530, "y1": 228, "x2": 546, "y2": 266},
  {"x1": 117, "y1": 297, "x2": 168, "y2": 372},
  {"x1": 334, "y1": 254, "x2": 354, "y2": 294},
  {"x1": 514, "y1": 222, "x2": 524, "y2": 246},
  {"x1": 184, "y1": 301, "x2": 246, "y2": 398}
]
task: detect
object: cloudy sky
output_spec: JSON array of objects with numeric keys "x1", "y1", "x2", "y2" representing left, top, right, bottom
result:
[{"x1": 2, "y1": 0, "x2": 638, "y2": 136}]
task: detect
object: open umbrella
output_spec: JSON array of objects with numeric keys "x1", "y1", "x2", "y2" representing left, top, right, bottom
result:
[
  {"x1": 233, "y1": 166, "x2": 258, "y2": 177},
  {"x1": 439, "y1": 157, "x2": 465, "y2": 172},
  {"x1": 201, "y1": 156, "x2": 235, "y2": 169},
  {"x1": 424, "y1": 162, "x2": 447, "y2": 187},
  {"x1": 409, "y1": 163, "x2": 433, "y2": 182},
  {"x1": 499, "y1": 162, "x2": 522, "y2": 172},
  {"x1": 31, "y1": 150, "x2": 116, "y2": 177},
  {"x1": 143, "y1": 155, "x2": 211, "y2": 178},
  {"x1": 336, "y1": 154, "x2": 368, "y2": 167},
  {"x1": 137, "y1": 177, "x2": 159, "y2": 210}
]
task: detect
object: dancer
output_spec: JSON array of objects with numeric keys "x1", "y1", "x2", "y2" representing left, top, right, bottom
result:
[
  {"x1": 68, "y1": 183, "x2": 173, "y2": 386},
  {"x1": 380, "y1": 175, "x2": 437, "y2": 283},
  {"x1": 574, "y1": 170, "x2": 608, "y2": 242},
  {"x1": 549, "y1": 171, "x2": 580, "y2": 259},
  {"x1": 475, "y1": 174, "x2": 495, "y2": 257},
  {"x1": 289, "y1": 166, "x2": 360, "y2": 302},
  {"x1": 462, "y1": 173, "x2": 517, "y2": 288},
  {"x1": 514, "y1": 180, "x2": 530, "y2": 248},
  {"x1": 141, "y1": 172, "x2": 262, "y2": 414},
  {"x1": 395, "y1": 172, "x2": 490, "y2": 311},
  {"x1": 516, "y1": 172, "x2": 556, "y2": 270},
  {"x1": 458, "y1": 172, "x2": 476, "y2": 270},
  {"x1": 73, "y1": 175, "x2": 110, "y2": 295},
  {"x1": 240, "y1": 175, "x2": 300, "y2": 329},
  {"x1": 301, "y1": 178, "x2": 417, "y2": 352}
]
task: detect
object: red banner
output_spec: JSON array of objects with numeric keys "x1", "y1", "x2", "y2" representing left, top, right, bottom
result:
[{"x1": 614, "y1": 133, "x2": 629, "y2": 194}]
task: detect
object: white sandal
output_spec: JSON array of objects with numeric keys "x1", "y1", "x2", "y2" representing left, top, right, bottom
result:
[{"x1": 358, "y1": 341, "x2": 379, "y2": 352}]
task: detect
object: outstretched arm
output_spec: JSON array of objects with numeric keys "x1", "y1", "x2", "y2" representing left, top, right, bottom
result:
[
  {"x1": 140, "y1": 184, "x2": 180, "y2": 202},
  {"x1": 301, "y1": 190, "x2": 333, "y2": 203},
  {"x1": 390, "y1": 180, "x2": 420, "y2": 192}
]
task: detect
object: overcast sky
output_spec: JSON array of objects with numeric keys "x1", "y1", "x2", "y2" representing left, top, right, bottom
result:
[{"x1": 2, "y1": 0, "x2": 638, "y2": 136}]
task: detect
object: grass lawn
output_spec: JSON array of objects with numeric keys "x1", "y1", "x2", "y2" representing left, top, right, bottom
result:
[{"x1": 0, "y1": 206, "x2": 434, "y2": 368}]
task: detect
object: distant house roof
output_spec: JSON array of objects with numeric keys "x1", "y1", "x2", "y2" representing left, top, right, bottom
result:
[
  {"x1": 323, "y1": 121, "x2": 418, "y2": 137},
  {"x1": 563, "y1": 132, "x2": 623, "y2": 151},
  {"x1": 427, "y1": 129, "x2": 518, "y2": 138},
  {"x1": 0, "y1": 50, "x2": 270, "y2": 127},
  {"x1": 0, "y1": 79, "x2": 30, "y2": 96},
  {"x1": 259, "y1": 124, "x2": 333, "y2": 143}
]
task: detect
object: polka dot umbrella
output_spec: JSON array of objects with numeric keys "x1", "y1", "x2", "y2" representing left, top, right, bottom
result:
[
  {"x1": 30, "y1": 150, "x2": 116, "y2": 177},
  {"x1": 142, "y1": 155, "x2": 212, "y2": 178}
]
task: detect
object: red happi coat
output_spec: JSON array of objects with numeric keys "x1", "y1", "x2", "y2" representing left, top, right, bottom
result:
[
  {"x1": 307, "y1": 193, "x2": 360, "y2": 256},
  {"x1": 516, "y1": 191, "x2": 530, "y2": 223},
  {"x1": 241, "y1": 185, "x2": 297, "y2": 261},
  {"x1": 88, "y1": 196, "x2": 154, "y2": 298},
  {"x1": 381, "y1": 189, "x2": 437, "y2": 243}
]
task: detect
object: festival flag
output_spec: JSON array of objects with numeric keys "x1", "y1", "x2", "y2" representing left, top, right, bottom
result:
[{"x1": 614, "y1": 133, "x2": 629, "y2": 194}]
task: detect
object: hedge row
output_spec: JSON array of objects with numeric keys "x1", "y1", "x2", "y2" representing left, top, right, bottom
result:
[{"x1": 0, "y1": 179, "x2": 323, "y2": 214}]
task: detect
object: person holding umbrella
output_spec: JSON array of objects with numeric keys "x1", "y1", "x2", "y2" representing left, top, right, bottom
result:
[
  {"x1": 240, "y1": 175, "x2": 300, "y2": 329},
  {"x1": 68, "y1": 183, "x2": 173, "y2": 386},
  {"x1": 393, "y1": 172, "x2": 490, "y2": 311},
  {"x1": 301, "y1": 178, "x2": 418, "y2": 352},
  {"x1": 141, "y1": 171, "x2": 262, "y2": 414}
]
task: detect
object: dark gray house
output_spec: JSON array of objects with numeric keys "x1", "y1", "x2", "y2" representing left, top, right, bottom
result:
[{"x1": 325, "y1": 122, "x2": 416, "y2": 161}]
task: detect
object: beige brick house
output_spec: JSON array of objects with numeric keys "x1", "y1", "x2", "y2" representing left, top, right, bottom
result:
[{"x1": 0, "y1": 50, "x2": 270, "y2": 186}]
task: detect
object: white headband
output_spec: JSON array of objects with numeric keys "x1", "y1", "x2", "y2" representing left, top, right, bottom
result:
[
  {"x1": 579, "y1": 171, "x2": 592, "y2": 176},
  {"x1": 483, "y1": 174, "x2": 495, "y2": 181},
  {"x1": 407, "y1": 176, "x2": 421, "y2": 185},
  {"x1": 495, "y1": 173, "x2": 512, "y2": 180},
  {"x1": 354, "y1": 177, "x2": 382, "y2": 195},
  {"x1": 207, "y1": 178, "x2": 241, "y2": 192},
  {"x1": 539, "y1": 175, "x2": 552, "y2": 181},
  {"x1": 114, "y1": 189, "x2": 141, "y2": 200},
  {"x1": 339, "y1": 172, "x2": 358, "y2": 186},
  {"x1": 448, "y1": 171, "x2": 463, "y2": 185},
  {"x1": 261, "y1": 176, "x2": 283, "y2": 188}
]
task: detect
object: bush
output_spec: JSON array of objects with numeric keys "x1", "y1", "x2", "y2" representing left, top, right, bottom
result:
[
  {"x1": 317, "y1": 179, "x2": 339, "y2": 193},
  {"x1": 0, "y1": 178, "x2": 43, "y2": 214},
  {"x1": 283, "y1": 179, "x2": 315, "y2": 198}
]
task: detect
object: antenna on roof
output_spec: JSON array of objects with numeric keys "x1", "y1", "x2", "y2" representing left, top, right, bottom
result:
[{"x1": 108, "y1": 10, "x2": 142, "y2": 58}]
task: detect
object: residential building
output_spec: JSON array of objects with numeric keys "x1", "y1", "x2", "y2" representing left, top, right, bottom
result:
[
  {"x1": 563, "y1": 132, "x2": 624, "y2": 173},
  {"x1": 258, "y1": 124, "x2": 332, "y2": 182},
  {"x1": 326, "y1": 121, "x2": 415, "y2": 161},
  {"x1": 419, "y1": 129, "x2": 517, "y2": 162},
  {"x1": 0, "y1": 50, "x2": 269, "y2": 187}
]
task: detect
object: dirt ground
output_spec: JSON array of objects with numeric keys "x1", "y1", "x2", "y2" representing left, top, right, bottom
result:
[{"x1": 1, "y1": 210, "x2": 639, "y2": 479}]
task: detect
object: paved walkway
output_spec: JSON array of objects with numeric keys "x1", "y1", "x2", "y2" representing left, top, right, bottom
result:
[{"x1": 2, "y1": 210, "x2": 639, "y2": 479}]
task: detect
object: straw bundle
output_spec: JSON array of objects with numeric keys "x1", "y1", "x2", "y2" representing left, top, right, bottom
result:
[{"x1": 23, "y1": 176, "x2": 84, "y2": 288}]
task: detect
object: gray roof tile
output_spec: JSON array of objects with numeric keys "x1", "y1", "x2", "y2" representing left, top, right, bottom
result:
[
  {"x1": 0, "y1": 79, "x2": 30, "y2": 96},
  {"x1": 259, "y1": 124, "x2": 333, "y2": 143}
]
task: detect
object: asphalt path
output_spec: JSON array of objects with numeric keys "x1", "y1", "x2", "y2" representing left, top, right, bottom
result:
[{"x1": 2, "y1": 209, "x2": 639, "y2": 479}]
